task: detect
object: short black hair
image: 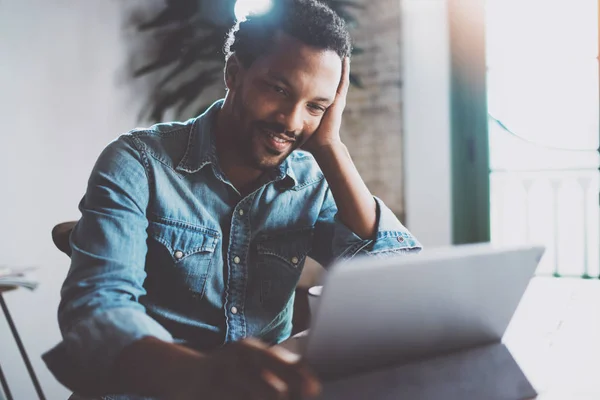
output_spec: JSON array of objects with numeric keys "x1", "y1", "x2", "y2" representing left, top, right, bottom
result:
[{"x1": 224, "y1": 0, "x2": 352, "y2": 67}]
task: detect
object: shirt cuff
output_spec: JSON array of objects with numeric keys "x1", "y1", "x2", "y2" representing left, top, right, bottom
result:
[
  {"x1": 367, "y1": 197, "x2": 422, "y2": 256},
  {"x1": 334, "y1": 197, "x2": 422, "y2": 262},
  {"x1": 43, "y1": 307, "x2": 173, "y2": 395}
]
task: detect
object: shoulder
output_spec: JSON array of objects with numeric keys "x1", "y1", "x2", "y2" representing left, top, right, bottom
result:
[{"x1": 96, "y1": 117, "x2": 202, "y2": 173}]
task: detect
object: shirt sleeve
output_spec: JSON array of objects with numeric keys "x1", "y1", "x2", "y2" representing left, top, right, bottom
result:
[
  {"x1": 310, "y1": 189, "x2": 422, "y2": 267},
  {"x1": 42, "y1": 135, "x2": 173, "y2": 396}
]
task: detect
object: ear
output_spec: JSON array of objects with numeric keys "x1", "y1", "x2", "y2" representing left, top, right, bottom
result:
[{"x1": 224, "y1": 54, "x2": 244, "y2": 91}]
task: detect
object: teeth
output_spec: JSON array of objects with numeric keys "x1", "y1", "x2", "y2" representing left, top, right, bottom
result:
[{"x1": 268, "y1": 132, "x2": 290, "y2": 144}]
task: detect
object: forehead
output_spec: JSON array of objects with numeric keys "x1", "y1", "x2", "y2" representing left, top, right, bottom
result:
[{"x1": 248, "y1": 32, "x2": 342, "y2": 97}]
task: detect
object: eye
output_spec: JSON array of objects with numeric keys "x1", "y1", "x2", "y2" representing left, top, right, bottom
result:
[
  {"x1": 272, "y1": 85, "x2": 287, "y2": 96},
  {"x1": 307, "y1": 103, "x2": 326, "y2": 113}
]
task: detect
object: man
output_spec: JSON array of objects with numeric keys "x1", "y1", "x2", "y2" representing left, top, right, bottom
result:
[{"x1": 44, "y1": 0, "x2": 421, "y2": 399}]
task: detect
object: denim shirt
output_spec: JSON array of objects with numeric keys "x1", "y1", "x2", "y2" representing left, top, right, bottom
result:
[{"x1": 43, "y1": 100, "x2": 421, "y2": 398}]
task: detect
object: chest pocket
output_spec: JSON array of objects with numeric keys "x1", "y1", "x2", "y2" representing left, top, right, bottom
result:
[
  {"x1": 147, "y1": 219, "x2": 219, "y2": 300},
  {"x1": 253, "y1": 226, "x2": 314, "y2": 312}
]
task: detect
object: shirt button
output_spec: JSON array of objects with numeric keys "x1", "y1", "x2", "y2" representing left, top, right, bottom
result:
[
  {"x1": 231, "y1": 306, "x2": 238, "y2": 314},
  {"x1": 291, "y1": 256, "x2": 299, "y2": 265},
  {"x1": 238, "y1": 209, "x2": 244, "y2": 216},
  {"x1": 174, "y1": 251, "x2": 184, "y2": 260},
  {"x1": 233, "y1": 256, "x2": 241, "y2": 264}
]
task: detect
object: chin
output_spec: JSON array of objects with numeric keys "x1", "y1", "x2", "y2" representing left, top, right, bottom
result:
[
  {"x1": 253, "y1": 154, "x2": 287, "y2": 170},
  {"x1": 248, "y1": 141, "x2": 289, "y2": 170}
]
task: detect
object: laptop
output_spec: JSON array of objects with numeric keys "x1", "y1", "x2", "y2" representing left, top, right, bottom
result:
[{"x1": 293, "y1": 243, "x2": 545, "y2": 380}]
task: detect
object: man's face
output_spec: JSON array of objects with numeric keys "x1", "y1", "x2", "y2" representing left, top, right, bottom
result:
[{"x1": 226, "y1": 32, "x2": 343, "y2": 170}]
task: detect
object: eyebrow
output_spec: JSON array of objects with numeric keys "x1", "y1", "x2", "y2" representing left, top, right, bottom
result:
[{"x1": 266, "y1": 71, "x2": 333, "y2": 104}]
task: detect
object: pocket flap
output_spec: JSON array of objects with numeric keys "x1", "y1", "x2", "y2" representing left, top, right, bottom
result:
[
  {"x1": 255, "y1": 226, "x2": 314, "y2": 267},
  {"x1": 149, "y1": 220, "x2": 219, "y2": 261}
]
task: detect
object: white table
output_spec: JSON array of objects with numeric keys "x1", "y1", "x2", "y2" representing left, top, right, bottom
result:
[
  {"x1": 505, "y1": 277, "x2": 600, "y2": 399},
  {"x1": 282, "y1": 277, "x2": 600, "y2": 399}
]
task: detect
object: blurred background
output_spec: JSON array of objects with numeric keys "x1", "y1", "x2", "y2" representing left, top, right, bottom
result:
[{"x1": 0, "y1": 0, "x2": 598, "y2": 398}]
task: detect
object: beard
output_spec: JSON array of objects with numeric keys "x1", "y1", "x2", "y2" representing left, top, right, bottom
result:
[{"x1": 230, "y1": 88, "x2": 303, "y2": 171}]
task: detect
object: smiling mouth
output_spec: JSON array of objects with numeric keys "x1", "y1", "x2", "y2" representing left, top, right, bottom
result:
[
  {"x1": 259, "y1": 128, "x2": 296, "y2": 153},
  {"x1": 266, "y1": 131, "x2": 295, "y2": 144}
]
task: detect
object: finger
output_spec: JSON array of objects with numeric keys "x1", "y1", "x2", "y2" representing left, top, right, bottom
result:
[
  {"x1": 261, "y1": 369, "x2": 289, "y2": 399},
  {"x1": 238, "y1": 339, "x2": 320, "y2": 398},
  {"x1": 336, "y1": 56, "x2": 351, "y2": 98},
  {"x1": 241, "y1": 338, "x2": 301, "y2": 364},
  {"x1": 293, "y1": 361, "x2": 321, "y2": 398},
  {"x1": 231, "y1": 341, "x2": 291, "y2": 399},
  {"x1": 263, "y1": 347, "x2": 321, "y2": 398},
  {"x1": 269, "y1": 343, "x2": 303, "y2": 364},
  {"x1": 232, "y1": 369, "x2": 288, "y2": 400},
  {"x1": 269, "y1": 346, "x2": 321, "y2": 397}
]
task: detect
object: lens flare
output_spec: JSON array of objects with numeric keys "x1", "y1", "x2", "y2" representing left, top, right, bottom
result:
[{"x1": 234, "y1": 0, "x2": 273, "y2": 22}]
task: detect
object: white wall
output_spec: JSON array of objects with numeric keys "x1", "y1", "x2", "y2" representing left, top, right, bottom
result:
[
  {"x1": 0, "y1": 1, "x2": 138, "y2": 398},
  {"x1": 401, "y1": 0, "x2": 453, "y2": 247}
]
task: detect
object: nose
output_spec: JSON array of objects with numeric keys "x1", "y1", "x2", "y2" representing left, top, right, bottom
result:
[{"x1": 275, "y1": 102, "x2": 304, "y2": 136}]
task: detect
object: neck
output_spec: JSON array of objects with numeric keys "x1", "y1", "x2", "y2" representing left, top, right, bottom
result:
[{"x1": 214, "y1": 102, "x2": 263, "y2": 195}]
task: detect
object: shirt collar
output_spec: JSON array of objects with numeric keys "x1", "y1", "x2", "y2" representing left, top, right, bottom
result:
[
  {"x1": 175, "y1": 99, "x2": 298, "y2": 187},
  {"x1": 175, "y1": 100, "x2": 221, "y2": 174}
]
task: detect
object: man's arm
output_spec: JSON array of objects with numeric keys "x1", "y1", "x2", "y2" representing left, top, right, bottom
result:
[
  {"x1": 311, "y1": 142, "x2": 376, "y2": 239},
  {"x1": 303, "y1": 59, "x2": 421, "y2": 266},
  {"x1": 303, "y1": 57, "x2": 376, "y2": 240},
  {"x1": 43, "y1": 135, "x2": 175, "y2": 395}
]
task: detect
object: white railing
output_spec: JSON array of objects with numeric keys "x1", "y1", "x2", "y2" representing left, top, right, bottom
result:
[{"x1": 490, "y1": 169, "x2": 600, "y2": 278}]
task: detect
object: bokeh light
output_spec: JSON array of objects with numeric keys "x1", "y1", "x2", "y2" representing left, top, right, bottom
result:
[{"x1": 234, "y1": 0, "x2": 273, "y2": 21}]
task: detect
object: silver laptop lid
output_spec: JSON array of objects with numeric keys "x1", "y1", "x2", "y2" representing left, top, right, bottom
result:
[{"x1": 304, "y1": 244, "x2": 545, "y2": 379}]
